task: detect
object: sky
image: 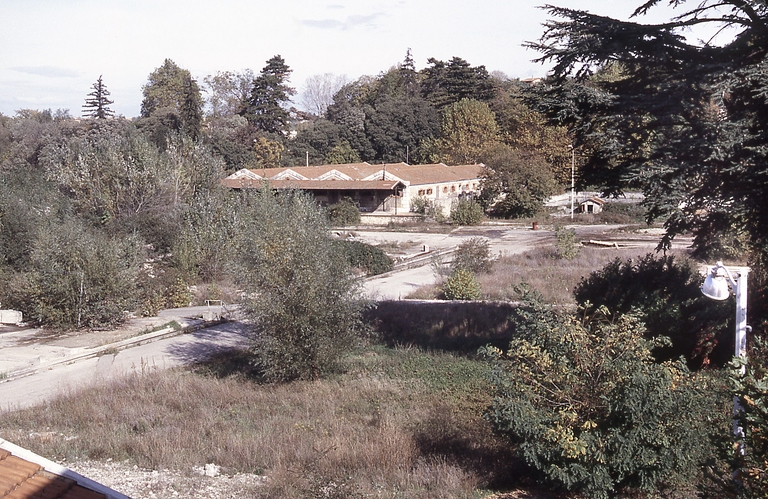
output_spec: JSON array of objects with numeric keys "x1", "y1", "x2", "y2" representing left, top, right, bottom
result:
[{"x1": 0, "y1": 0, "x2": 726, "y2": 118}]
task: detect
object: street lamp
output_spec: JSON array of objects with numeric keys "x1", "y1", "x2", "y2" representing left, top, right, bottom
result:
[{"x1": 701, "y1": 261, "x2": 751, "y2": 458}]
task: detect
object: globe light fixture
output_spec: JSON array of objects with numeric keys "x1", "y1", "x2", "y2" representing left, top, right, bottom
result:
[{"x1": 701, "y1": 261, "x2": 751, "y2": 472}]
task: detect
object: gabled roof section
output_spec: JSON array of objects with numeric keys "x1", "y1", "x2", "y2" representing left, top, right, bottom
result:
[
  {"x1": 316, "y1": 169, "x2": 354, "y2": 181},
  {"x1": 272, "y1": 169, "x2": 307, "y2": 181},
  {"x1": 0, "y1": 439, "x2": 129, "y2": 499},
  {"x1": 228, "y1": 168, "x2": 261, "y2": 180},
  {"x1": 222, "y1": 162, "x2": 483, "y2": 190}
]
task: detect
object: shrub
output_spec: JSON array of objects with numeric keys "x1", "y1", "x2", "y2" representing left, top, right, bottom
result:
[
  {"x1": 574, "y1": 254, "x2": 732, "y2": 366},
  {"x1": 443, "y1": 268, "x2": 481, "y2": 300},
  {"x1": 410, "y1": 196, "x2": 445, "y2": 222},
  {"x1": 449, "y1": 198, "x2": 484, "y2": 225},
  {"x1": 234, "y1": 188, "x2": 368, "y2": 382},
  {"x1": 451, "y1": 237, "x2": 493, "y2": 274},
  {"x1": 3, "y1": 218, "x2": 141, "y2": 329},
  {"x1": 554, "y1": 225, "x2": 579, "y2": 260},
  {"x1": 327, "y1": 197, "x2": 361, "y2": 226},
  {"x1": 482, "y1": 293, "x2": 729, "y2": 499},
  {"x1": 335, "y1": 239, "x2": 393, "y2": 276}
]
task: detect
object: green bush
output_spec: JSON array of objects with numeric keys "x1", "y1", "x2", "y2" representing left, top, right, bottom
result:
[
  {"x1": 443, "y1": 268, "x2": 481, "y2": 300},
  {"x1": 482, "y1": 293, "x2": 729, "y2": 498},
  {"x1": 451, "y1": 237, "x2": 492, "y2": 274},
  {"x1": 3, "y1": 218, "x2": 141, "y2": 329},
  {"x1": 555, "y1": 225, "x2": 579, "y2": 260},
  {"x1": 327, "y1": 197, "x2": 361, "y2": 226},
  {"x1": 235, "y1": 188, "x2": 368, "y2": 382},
  {"x1": 410, "y1": 196, "x2": 445, "y2": 222},
  {"x1": 335, "y1": 240, "x2": 393, "y2": 276},
  {"x1": 574, "y1": 254, "x2": 732, "y2": 366},
  {"x1": 449, "y1": 198, "x2": 484, "y2": 225}
]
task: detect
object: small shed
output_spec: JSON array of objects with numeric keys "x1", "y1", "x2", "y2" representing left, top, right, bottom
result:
[{"x1": 579, "y1": 197, "x2": 605, "y2": 214}]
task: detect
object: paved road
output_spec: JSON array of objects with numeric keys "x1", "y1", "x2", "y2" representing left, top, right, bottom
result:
[{"x1": 0, "y1": 321, "x2": 249, "y2": 412}]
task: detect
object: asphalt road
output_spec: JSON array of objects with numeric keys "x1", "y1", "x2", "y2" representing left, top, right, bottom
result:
[{"x1": 0, "y1": 321, "x2": 250, "y2": 412}]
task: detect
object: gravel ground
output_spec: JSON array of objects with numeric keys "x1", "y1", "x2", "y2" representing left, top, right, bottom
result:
[{"x1": 67, "y1": 460, "x2": 267, "y2": 498}]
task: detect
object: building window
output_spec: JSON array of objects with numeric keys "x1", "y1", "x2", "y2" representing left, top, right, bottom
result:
[
  {"x1": 451, "y1": 185, "x2": 456, "y2": 192},
  {"x1": 426, "y1": 188, "x2": 433, "y2": 195},
  {"x1": 443, "y1": 186, "x2": 448, "y2": 193},
  {"x1": 418, "y1": 189, "x2": 425, "y2": 196}
]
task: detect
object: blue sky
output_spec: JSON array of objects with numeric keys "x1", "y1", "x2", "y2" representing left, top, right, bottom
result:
[{"x1": 0, "y1": 0, "x2": 725, "y2": 118}]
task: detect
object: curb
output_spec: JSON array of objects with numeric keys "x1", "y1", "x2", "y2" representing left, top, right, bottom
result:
[{"x1": 1, "y1": 318, "x2": 226, "y2": 383}]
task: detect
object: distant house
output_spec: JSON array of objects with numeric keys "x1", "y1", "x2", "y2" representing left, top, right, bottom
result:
[
  {"x1": 222, "y1": 162, "x2": 483, "y2": 217},
  {"x1": 0, "y1": 438, "x2": 130, "y2": 499},
  {"x1": 579, "y1": 197, "x2": 605, "y2": 214}
]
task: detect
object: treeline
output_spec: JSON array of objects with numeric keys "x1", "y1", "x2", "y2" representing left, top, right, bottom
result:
[{"x1": 4, "y1": 50, "x2": 562, "y2": 329}]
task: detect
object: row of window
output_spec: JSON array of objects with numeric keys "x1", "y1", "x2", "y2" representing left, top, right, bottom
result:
[{"x1": 416, "y1": 183, "x2": 478, "y2": 197}]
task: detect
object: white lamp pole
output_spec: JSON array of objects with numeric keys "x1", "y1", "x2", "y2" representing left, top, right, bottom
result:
[{"x1": 701, "y1": 262, "x2": 751, "y2": 456}]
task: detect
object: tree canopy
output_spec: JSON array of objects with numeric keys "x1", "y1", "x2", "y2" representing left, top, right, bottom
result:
[
  {"x1": 140, "y1": 59, "x2": 203, "y2": 141},
  {"x1": 241, "y1": 55, "x2": 296, "y2": 135},
  {"x1": 527, "y1": 0, "x2": 768, "y2": 261}
]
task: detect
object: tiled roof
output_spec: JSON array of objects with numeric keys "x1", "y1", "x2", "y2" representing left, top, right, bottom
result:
[
  {"x1": 0, "y1": 441, "x2": 129, "y2": 499},
  {"x1": 224, "y1": 162, "x2": 483, "y2": 188},
  {"x1": 221, "y1": 177, "x2": 406, "y2": 191}
]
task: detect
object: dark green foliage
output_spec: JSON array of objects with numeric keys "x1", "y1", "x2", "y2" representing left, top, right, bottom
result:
[
  {"x1": 335, "y1": 239, "x2": 393, "y2": 276},
  {"x1": 449, "y1": 198, "x2": 484, "y2": 225},
  {"x1": 420, "y1": 57, "x2": 494, "y2": 108},
  {"x1": 82, "y1": 75, "x2": 115, "y2": 119},
  {"x1": 140, "y1": 59, "x2": 203, "y2": 141},
  {"x1": 479, "y1": 144, "x2": 557, "y2": 218},
  {"x1": 326, "y1": 197, "x2": 360, "y2": 226},
  {"x1": 234, "y1": 188, "x2": 367, "y2": 382},
  {"x1": 483, "y1": 294, "x2": 729, "y2": 498},
  {"x1": 574, "y1": 254, "x2": 732, "y2": 366},
  {"x1": 241, "y1": 55, "x2": 296, "y2": 135},
  {"x1": 596, "y1": 201, "x2": 646, "y2": 224},
  {"x1": 527, "y1": 1, "x2": 768, "y2": 262},
  {"x1": 451, "y1": 237, "x2": 492, "y2": 274},
  {"x1": 729, "y1": 345, "x2": 768, "y2": 497},
  {"x1": 443, "y1": 268, "x2": 481, "y2": 301}
]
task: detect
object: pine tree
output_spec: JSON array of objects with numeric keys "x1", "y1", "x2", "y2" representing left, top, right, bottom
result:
[
  {"x1": 241, "y1": 55, "x2": 296, "y2": 134},
  {"x1": 82, "y1": 75, "x2": 115, "y2": 119}
]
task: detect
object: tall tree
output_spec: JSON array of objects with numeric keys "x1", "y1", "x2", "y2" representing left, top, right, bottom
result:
[
  {"x1": 420, "y1": 56, "x2": 494, "y2": 108},
  {"x1": 423, "y1": 98, "x2": 499, "y2": 165},
  {"x1": 241, "y1": 55, "x2": 296, "y2": 134},
  {"x1": 300, "y1": 73, "x2": 348, "y2": 117},
  {"x1": 82, "y1": 75, "x2": 115, "y2": 119},
  {"x1": 140, "y1": 59, "x2": 203, "y2": 140},
  {"x1": 203, "y1": 69, "x2": 254, "y2": 121},
  {"x1": 527, "y1": 1, "x2": 768, "y2": 262}
]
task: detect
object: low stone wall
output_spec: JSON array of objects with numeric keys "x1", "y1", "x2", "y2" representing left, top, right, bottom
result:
[{"x1": 359, "y1": 213, "x2": 423, "y2": 226}]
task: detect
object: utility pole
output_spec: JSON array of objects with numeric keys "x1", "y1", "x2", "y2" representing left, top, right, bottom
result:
[{"x1": 570, "y1": 145, "x2": 575, "y2": 219}]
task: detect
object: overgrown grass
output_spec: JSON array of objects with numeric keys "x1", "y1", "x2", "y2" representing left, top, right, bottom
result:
[
  {"x1": 408, "y1": 245, "x2": 691, "y2": 304},
  {"x1": 0, "y1": 344, "x2": 524, "y2": 498}
]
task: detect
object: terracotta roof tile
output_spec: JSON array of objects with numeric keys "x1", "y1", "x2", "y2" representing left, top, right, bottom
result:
[
  {"x1": 0, "y1": 441, "x2": 126, "y2": 499},
  {"x1": 224, "y1": 162, "x2": 483, "y2": 190}
]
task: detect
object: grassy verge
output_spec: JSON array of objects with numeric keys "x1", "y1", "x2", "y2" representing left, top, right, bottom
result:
[
  {"x1": 410, "y1": 245, "x2": 691, "y2": 304},
  {"x1": 0, "y1": 343, "x2": 524, "y2": 498}
]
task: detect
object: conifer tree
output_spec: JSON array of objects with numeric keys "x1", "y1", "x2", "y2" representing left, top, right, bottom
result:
[
  {"x1": 241, "y1": 55, "x2": 296, "y2": 134},
  {"x1": 82, "y1": 75, "x2": 115, "y2": 119}
]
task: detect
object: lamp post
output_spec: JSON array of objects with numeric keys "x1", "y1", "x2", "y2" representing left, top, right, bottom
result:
[{"x1": 701, "y1": 261, "x2": 751, "y2": 458}]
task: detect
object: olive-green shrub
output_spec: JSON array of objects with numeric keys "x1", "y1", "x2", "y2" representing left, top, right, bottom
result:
[
  {"x1": 234, "y1": 188, "x2": 368, "y2": 382},
  {"x1": 482, "y1": 293, "x2": 728, "y2": 498},
  {"x1": 443, "y1": 268, "x2": 481, "y2": 300}
]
